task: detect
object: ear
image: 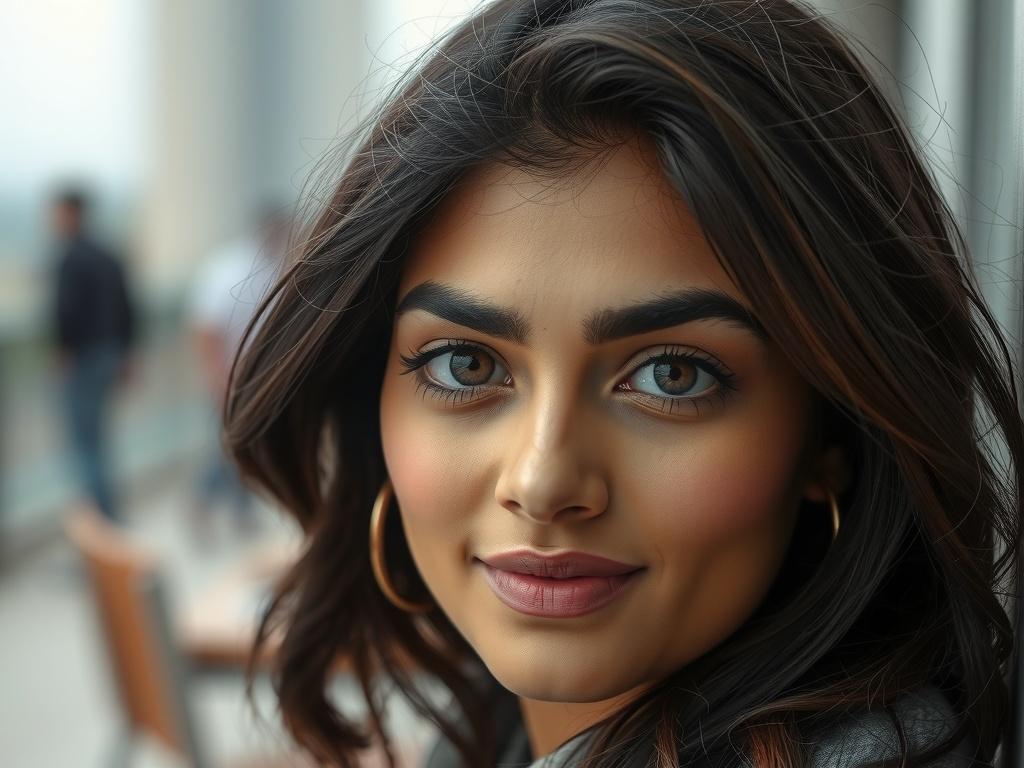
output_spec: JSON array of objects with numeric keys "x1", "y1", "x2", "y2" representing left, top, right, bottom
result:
[{"x1": 802, "y1": 443, "x2": 851, "y2": 503}]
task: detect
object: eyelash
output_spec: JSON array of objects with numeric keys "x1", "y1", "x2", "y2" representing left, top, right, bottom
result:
[{"x1": 398, "y1": 338, "x2": 739, "y2": 417}]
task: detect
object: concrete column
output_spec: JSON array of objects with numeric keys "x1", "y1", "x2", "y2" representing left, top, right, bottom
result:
[{"x1": 140, "y1": 0, "x2": 256, "y2": 297}]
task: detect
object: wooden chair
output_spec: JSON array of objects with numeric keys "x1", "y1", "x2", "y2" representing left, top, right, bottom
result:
[{"x1": 64, "y1": 504, "x2": 311, "y2": 768}]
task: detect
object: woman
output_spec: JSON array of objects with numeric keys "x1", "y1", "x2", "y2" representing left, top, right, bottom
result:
[{"x1": 224, "y1": 1, "x2": 1022, "y2": 766}]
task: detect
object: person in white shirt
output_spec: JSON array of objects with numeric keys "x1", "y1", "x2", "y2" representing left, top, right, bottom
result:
[{"x1": 187, "y1": 206, "x2": 289, "y2": 538}]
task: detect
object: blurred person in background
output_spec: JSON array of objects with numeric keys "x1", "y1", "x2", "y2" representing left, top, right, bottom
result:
[
  {"x1": 187, "y1": 204, "x2": 290, "y2": 541},
  {"x1": 50, "y1": 186, "x2": 136, "y2": 524}
]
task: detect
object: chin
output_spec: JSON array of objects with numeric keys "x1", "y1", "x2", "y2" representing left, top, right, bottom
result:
[{"x1": 484, "y1": 649, "x2": 638, "y2": 703}]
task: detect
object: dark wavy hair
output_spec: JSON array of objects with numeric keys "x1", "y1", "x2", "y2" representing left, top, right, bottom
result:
[{"x1": 224, "y1": 1, "x2": 1022, "y2": 765}]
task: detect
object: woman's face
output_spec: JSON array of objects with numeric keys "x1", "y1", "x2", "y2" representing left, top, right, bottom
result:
[{"x1": 379, "y1": 135, "x2": 825, "y2": 704}]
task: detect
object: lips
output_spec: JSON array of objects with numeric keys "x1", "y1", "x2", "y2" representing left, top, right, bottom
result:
[
  {"x1": 477, "y1": 550, "x2": 642, "y2": 578},
  {"x1": 475, "y1": 549, "x2": 644, "y2": 618}
]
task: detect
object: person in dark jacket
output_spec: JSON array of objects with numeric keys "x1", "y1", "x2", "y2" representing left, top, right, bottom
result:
[{"x1": 50, "y1": 187, "x2": 136, "y2": 523}]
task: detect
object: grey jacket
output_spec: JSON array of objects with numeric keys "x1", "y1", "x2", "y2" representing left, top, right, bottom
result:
[{"x1": 423, "y1": 684, "x2": 978, "y2": 767}]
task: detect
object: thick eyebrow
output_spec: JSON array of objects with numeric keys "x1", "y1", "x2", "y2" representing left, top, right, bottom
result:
[
  {"x1": 583, "y1": 287, "x2": 768, "y2": 345},
  {"x1": 395, "y1": 280, "x2": 531, "y2": 343},
  {"x1": 394, "y1": 280, "x2": 767, "y2": 346}
]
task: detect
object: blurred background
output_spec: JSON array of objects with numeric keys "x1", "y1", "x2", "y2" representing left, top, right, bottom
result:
[{"x1": 0, "y1": 1, "x2": 1021, "y2": 766}]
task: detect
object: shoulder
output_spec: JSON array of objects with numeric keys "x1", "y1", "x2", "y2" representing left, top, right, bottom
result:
[
  {"x1": 69, "y1": 238, "x2": 123, "y2": 275},
  {"x1": 423, "y1": 685, "x2": 977, "y2": 768},
  {"x1": 211, "y1": 236, "x2": 262, "y2": 271},
  {"x1": 75, "y1": 236, "x2": 115, "y2": 260},
  {"x1": 805, "y1": 685, "x2": 978, "y2": 767},
  {"x1": 198, "y1": 239, "x2": 266, "y2": 292}
]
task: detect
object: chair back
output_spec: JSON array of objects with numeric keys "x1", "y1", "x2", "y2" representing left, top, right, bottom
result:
[{"x1": 65, "y1": 504, "x2": 206, "y2": 765}]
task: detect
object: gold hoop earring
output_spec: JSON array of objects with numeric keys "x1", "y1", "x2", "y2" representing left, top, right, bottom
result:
[
  {"x1": 825, "y1": 487, "x2": 841, "y2": 542},
  {"x1": 369, "y1": 479, "x2": 432, "y2": 613}
]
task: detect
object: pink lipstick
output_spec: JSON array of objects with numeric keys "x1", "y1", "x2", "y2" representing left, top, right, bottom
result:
[{"x1": 475, "y1": 549, "x2": 644, "y2": 618}]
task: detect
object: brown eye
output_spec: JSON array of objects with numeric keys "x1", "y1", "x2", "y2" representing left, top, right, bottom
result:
[
  {"x1": 652, "y1": 361, "x2": 698, "y2": 396},
  {"x1": 626, "y1": 357, "x2": 716, "y2": 398},
  {"x1": 421, "y1": 344, "x2": 509, "y2": 390},
  {"x1": 617, "y1": 348, "x2": 740, "y2": 417},
  {"x1": 447, "y1": 348, "x2": 494, "y2": 386}
]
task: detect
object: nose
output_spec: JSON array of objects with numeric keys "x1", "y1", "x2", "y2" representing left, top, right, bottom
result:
[{"x1": 493, "y1": 394, "x2": 609, "y2": 525}]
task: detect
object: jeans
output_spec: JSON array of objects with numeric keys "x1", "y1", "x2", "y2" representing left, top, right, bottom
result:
[
  {"x1": 63, "y1": 342, "x2": 123, "y2": 523},
  {"x1": 196, "y1": 438, "x2": 254, "y2": 525}
]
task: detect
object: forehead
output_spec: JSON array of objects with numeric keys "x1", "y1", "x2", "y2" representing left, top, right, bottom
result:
[{"x1": 399, "y1": 136, "x2": 745, "y2": 315}]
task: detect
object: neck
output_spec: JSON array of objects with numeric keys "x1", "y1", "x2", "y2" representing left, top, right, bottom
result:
[{"x1": 517, "y1": 684, "x2": 650, "y2": 760}]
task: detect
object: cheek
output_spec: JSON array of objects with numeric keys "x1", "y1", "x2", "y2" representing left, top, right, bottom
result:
[
  {"x1": 380, "y1": 372, "x2": 477, "y2": 557},
  {"x1": 633, "y1": 390, "x2": 811, "y2": 566},
  {"x1": 615, "y1": 393, "x2": 811, "y2": 664},
  {"x1": 382, "y1": 402, "x2": 443, "y2": 509},
  {"x1": 383, "y1": 431, "x2": 448, "y2": 517}
]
